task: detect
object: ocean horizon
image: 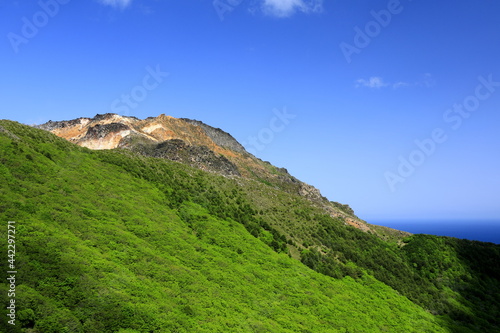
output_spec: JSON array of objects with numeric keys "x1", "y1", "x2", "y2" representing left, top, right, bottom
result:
[{"x1": 371, "y1": 220, "x2": 500, "y2": 245}]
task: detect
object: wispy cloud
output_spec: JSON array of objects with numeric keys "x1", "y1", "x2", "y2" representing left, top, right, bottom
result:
[
  {"x1": 356, "y1": 77, "x2": 389, "y2": 89},
  {"x1": 356, "y1": 74, "x2": 435, "y2": 89},
  {"x1": 97, "y1": 0, "x2": 132, "y2": 9},
  {"x1": 392, "y1": 81, "x2": 409, "y2": 89},
  {"x1": 261, "y1": 0, "x2": 323, "y2": 18},
  {"x1": 417, "y1": 73, "x2": 436, "y2": 88},
  {"x1": 139, "y1": 4, "x2": 154, "y2": 15}
]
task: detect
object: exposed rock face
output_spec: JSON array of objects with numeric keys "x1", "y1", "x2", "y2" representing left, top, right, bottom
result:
[
  {"x1": 35, "y1": 113, "x2": 401, "y2": 237},
  {"x1": 126, "y1": 138, "x2": 241, "y2": 176},
  {"x1": 81, "y1": 123, "x2": 132, "y2": 149},
  {"x1": 36, "y1": 114, "x2": 138, "y2": 150},
  {"x1": 36, "y1": 113, "x2": 242, "y2": 176},
  {"x1": 180, "y1": 118, "x2": 247, "y2": 154},
  {"x1": 299, "y1": 182, "x2": 326, "y2": 202}
]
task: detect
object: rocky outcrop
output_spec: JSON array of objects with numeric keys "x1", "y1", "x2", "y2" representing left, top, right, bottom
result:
[
  {"x1": 36, "y1": 114, "x2": 243, "y2": 177},
  {"x1": 298, "y1": 182, "x2": 326, "y2": 202},
  {"x1": 180, "y1": 118, "x2": 247, "y2": 154},
  {"x1": 83, "y1": 123, "x2": 131, "y2": 139},
  {"x1": 126, "y1": 138, "x2": 240, "y2": 176},
  {"x1": 36, "y1": 117, "x2": 92, "y2": 132}
]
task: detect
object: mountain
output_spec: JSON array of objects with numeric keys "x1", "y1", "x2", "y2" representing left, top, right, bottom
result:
[
  {"x1": 35, "y1": 113, "x2": 402, "y2": 239},
  {"x1": 1, "y1": 117, "x2": 499, "y2": 332}
]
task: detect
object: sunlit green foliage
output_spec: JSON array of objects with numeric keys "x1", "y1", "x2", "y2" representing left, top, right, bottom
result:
[{"x1": 0, "y1": 121, "x2": 497, "y2": 332}]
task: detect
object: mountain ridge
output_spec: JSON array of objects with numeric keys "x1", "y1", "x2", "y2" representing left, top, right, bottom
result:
[{"x1": 36, "y1": 113, "x2": 401, "y2": 239}]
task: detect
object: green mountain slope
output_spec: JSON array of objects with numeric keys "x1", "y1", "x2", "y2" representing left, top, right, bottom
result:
[{"x1": 0, "y1": 120, "x2": 498, "y2": 332}]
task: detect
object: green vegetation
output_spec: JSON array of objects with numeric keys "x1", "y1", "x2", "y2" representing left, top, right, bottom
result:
[{"x1": 0, "y1": 120, "x2": 498, "y2": 332}]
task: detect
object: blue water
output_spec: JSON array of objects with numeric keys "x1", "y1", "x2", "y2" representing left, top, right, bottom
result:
[{"x1": 371, "y1": 220, "x2": 500, "y2": 244}]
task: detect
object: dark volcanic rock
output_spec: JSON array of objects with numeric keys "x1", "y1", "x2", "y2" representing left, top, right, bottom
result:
[
  {"x1": 35, "y1": 118, "x2": 91, "y2": 131},
  {"x1": 125, "y1": 138, "x2": 241, "y2": 177},
  {"x1": 93, "y1": 113, "x2": 139, "y2": 122},
  {"x1": 153, "y1": 139, "x2": 240, "y2": 176},
  {"x1": 82, "y1": 123, "x2": 131, "y2": 140}
]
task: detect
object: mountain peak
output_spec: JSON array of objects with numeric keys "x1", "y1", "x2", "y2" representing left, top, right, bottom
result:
[{"x1": 36, "y1": 113, "x2": 241, "y2": 153}]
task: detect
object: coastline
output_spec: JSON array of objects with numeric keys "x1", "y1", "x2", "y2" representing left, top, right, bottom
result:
[{"x1": 371, "y1": 220, "x2": 500, "y2": 244}]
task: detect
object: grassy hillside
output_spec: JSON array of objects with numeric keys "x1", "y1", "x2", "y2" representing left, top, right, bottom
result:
[{"x1": 0, "y1": 120, "x2": 498, "y2": 332}]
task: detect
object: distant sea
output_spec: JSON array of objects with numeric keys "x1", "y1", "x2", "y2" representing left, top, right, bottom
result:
[{"x1": 371, "y1": 220, "x2": 500, "y2": 245}]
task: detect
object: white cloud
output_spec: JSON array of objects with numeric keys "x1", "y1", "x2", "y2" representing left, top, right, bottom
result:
[
  {"x1": 98, "y1": 0, "x2": 132, "y2": 9},
  {"x1": 392, "y1": 81, "x2": 409, "y2": 89},
  {"x1": 356, "y1": 74, "x2": 435, "y2": 90},
  {"x1": 261, "y1": 0, "x2": 323, "y2": 18},
  {"x1": 356, "y1": 77, "x2": 389, "y2": 89}
]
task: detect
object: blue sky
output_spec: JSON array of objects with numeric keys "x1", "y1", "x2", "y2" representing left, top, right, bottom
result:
[{"x1": 1, "y1": 0, "x2": 500, "y2": 222}]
